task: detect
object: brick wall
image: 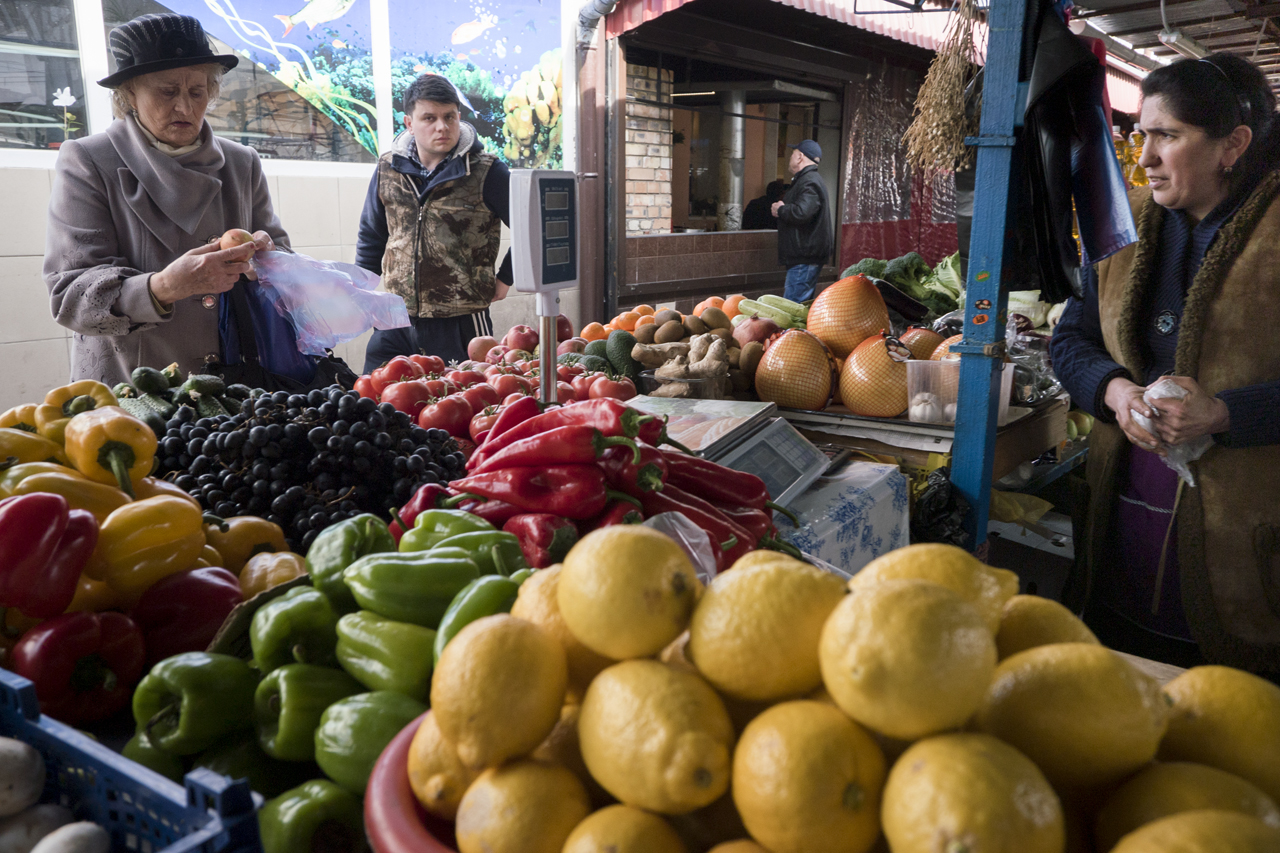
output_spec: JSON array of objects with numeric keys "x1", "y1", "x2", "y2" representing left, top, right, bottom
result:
[{"x1": 625, "y1": 64, "x2": 673, "y2": 235}]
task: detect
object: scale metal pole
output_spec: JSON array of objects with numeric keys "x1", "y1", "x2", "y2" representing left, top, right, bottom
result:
[{"x1": 538, "y1": 291, "x2": 559, "y2": 404}]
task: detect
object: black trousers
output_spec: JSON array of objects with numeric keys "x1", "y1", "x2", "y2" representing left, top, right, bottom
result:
[{"x1": 363, "y1": 309, "x2": 494, "y2": 374}]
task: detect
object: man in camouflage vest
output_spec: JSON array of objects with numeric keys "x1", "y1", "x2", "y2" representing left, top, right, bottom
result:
[{"x1": 356, "y1": 74, "x2": 512, "y2": 371}]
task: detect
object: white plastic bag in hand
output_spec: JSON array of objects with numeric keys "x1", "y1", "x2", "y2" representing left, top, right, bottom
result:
[{"x1": 1130, "y1": 377, "x2": 1214, "y2": 487}]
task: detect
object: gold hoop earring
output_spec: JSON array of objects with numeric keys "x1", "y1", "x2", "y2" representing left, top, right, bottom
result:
[{"x1": 1224, "y1": 165, "x2": 1235, "y2": 175}]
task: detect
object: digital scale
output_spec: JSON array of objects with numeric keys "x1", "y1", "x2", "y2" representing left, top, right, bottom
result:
[{"x1": 510, "y1": 169, "x2": 578, "y2": 402}]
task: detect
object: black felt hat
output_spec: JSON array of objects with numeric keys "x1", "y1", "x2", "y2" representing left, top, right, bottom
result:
[{"x1": 98, "y1": 13, "x2": 239, "y2": 88}]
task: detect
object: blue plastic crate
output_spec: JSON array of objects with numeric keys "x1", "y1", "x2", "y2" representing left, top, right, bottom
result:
[{"x1": 0, "y1": 669, "x2": 263, "y2": 853}]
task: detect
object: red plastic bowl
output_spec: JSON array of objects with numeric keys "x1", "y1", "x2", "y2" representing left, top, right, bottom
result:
[{"x1": 365, "y1": 713, "x2": 460, "y2": 853}]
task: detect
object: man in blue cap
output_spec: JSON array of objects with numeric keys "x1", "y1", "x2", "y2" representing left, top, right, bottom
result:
[{"x1": 771, "y1": 139, "x2": 833, "y2": 303}]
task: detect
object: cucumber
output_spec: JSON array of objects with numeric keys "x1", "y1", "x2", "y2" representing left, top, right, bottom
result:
[
  {"x1": 736, "y1": 299, "x2": 796, "y2": 328},
  {"x1": 112, "y1": 383, "x2": 137, "y2": 399},
  {"x1": 194, "y1": 395, "x2": 229, "y2": 420},
  {"x1": 161, "y1": 363, "x2": 184, "y2": 388},
  {"x1": 577, "y1": 354, "x2": 610, "y2": 374},
  {"x1": 181, "y1": 374, "x2": 227, "y2": 398},
  {"x1": 138, "y1": 393, "x2": 177, "y2": 418},
  {"x1": 605, "y1": 330, "x2": 640, "y2": 379},
  {"x1": 583, "y1": 339, "x2": 610, "y2": 360},
  {"x1": 758, "y1": 294, "x2": 808, "y2": 321},
  {"x1": 118, "y1": 399, "x2": 167, "y2": 437},
  {"x1": 222, "y1": 384, "x2": 253, "y2": 402},
  {"x1": 131, "y1": 366, "x2": 169, "y2": 395}
]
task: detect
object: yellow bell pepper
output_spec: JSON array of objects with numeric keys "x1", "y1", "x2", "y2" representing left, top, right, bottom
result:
[
  {"x1": 0, "y1": 461, "x2": 81, "y2": 498},
  {"x1": 92, "y1": 496, "x2": 206, "y2": 597},
  {"x1": 239, "y1": 552, "x2": 308, "y2": 600},
  {"x1": 0, "y1": 405, "x2": 38, "y2": 434},
  {"x1": 203, "y1": 517, "x2": 289, "y2": 576},
  {"x1": 63, "y1": 408, "x2": 156, "y2": 498},
  {"x1": 199, "y1": 544, "x2": 224, "y2": 566},
  {"x1": 35, "y1": 380, "x2": 118, "y2": 444},
  {"x1": 0, "y1": 428, "x2": 70, "y2": 469},
  {"x1": 135, "y1": 476, "x2": 202, "y2": 509},
  {"x1": 12, "y1": 472, "x2": 131, "y2": 523},
  {"x1": 65, "y1": 575, "x2": 126, "y2": 613}
]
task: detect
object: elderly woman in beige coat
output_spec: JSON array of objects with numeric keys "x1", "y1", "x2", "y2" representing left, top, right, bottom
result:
[{"x1": 43, "y1": 13, "x2": 290, "y2": 385}]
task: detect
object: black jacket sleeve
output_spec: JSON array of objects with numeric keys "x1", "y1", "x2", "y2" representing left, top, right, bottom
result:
[
  {"x1": 355, "y1": 165, "x2": 388, "y2": 275},
  {"x1": 1048, "y1": 265, "x2": 1130, "y2": 421},
  {"x1": 778, "y1": 178, "x2": 821, "y2": 228},
  {"x1": 483, "y1": 160, "x2": 513, "y2": 286}
]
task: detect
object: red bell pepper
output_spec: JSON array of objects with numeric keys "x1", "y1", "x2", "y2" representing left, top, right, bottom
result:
[
  {"x1": 598, "y1": 441, "x2": 668, "y2": 497},
  {"x1": 389, "y1": 483, "x2": 452, "y2": 544},
  {"x1": 635, "y1": 413, "x2": 694, "y2": 454},
  {"x1": 582, "y1": 494, "x2": 644, "y2": 533},
  {"x1": 450, "y1": 465, "x2": 608, "y2": 520},
  {"x1": 504, "y1": 514, "x2": 580, "y2": 568},
  {"x1": 0, "y1": 493, "x2": 98, "y2": 618},
  {"x1": 659, "y1": 450, "x2": 771, "y2": 510},
  {"x1": 471, "y1": 399, "x2": 654, "y2": 471},
  {"x1": 471, "y1": 426, "x2": 639, "y2": 475},
  {"x1": 449, "y1": 493, "x2": 525, "y2": 527},
  {"x1": 469, "y1": 395, "x2": 545, "y2": 469},
  {"x1": 130, "y1": 567, "x2": 243, "y2": 667},
  {"x1": 638, "y1": 483, "x2": 754, "y2": 565},
  {"x1": 370, "y1": 355, "x2": 422, "y2": 395},
  {"x1": 712, "y1": 504, "x2": 772, "y2": 544},
  {"x1": 11, "y1": 611, "x2": 145, "y2": 724}
]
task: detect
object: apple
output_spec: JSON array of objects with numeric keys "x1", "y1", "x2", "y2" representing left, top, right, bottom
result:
[
  {"x1": 557, "y1": 314, "x2": 574, "y2": 342},
  {"x1": 220, "y1": 228, "x2": 255, "y2": 250},
  {"x1": 467, "y1": 335, "x2": 499, "y2": 363},
  {"x1": 503, "y1": 349, "x2": 533, "y2": 365},
  {"x1": 557, "y1": 337, "x2": 587, "y2": 356},
  {"x1": 503, "y1": 324, "x2": 539, "y2": 353},
  {"x1": 485, "y1": 345, "x2": 510, "y2": 365}
]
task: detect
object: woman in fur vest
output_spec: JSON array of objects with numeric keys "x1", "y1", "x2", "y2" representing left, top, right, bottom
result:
[{"x1": 1051, "y1": 53, "x2": 1280, "y2": 678}]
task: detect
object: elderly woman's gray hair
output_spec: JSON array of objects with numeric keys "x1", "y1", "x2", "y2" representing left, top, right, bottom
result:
[{"x1": 109, "y1": 63, "x2": 226, "y2": 120}]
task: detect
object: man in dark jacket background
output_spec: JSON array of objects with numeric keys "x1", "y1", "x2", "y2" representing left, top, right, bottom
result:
[
  {"x1": 356, "y1": 74, "x2": 513, "y2": 371},
  {"x1": 771, "y1": 139, "x2": 833, "y2": 302}
]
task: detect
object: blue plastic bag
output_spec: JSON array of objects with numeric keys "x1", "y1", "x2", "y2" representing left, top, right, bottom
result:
[{"x1": 251, "y1": 251, "x2": 410, "y2": 357}]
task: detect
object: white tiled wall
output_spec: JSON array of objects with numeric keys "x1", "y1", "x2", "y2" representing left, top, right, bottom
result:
[{"x1": 0, "y1": 163, "x2": 579, "y2": 411}]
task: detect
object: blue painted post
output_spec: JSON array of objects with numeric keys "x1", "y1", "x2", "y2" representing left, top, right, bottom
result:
[{"x1": 949, "y1": 0, "x2": 1028, "y2": 550}]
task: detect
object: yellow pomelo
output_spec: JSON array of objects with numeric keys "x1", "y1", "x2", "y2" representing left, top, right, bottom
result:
[
  {"x1": 849, "y1": 542, "x2": 1019, "y2": 633},
  {"x1": 1109, "y1": 810, "x2": 1280, "y2": 853},
  {"x1": 688, "y1": 559, "x2": 845, "y2": 701},
  {"x1": 455, "y1": 759, "x2": 590, "y2": 853},
  {"x1": 996, "y1": 594, "x2": 1099, "y2": 660},
  {"x1": 562, "y1": 805, "x2": 688, "y2": 853},
  {"x1": 579, "y1": 659, "x2": 734, "y2": 815},
  {"x1": 405, "y1": 710, "x2": 478, "y2": 820},
  {"x1": 559, "y1": 526, "x2": 703, "y2": 660},
  {"x1": 510, "y1": 564, "x2": 613, "y2": 702},
  {"x1": 1095, "y1": 762, "x2": 1280, "y2": 851},
  {"x1": 819, "y1": 578, "x2": 996, "y2": 739},
  {"x1": 707, "y1": 843, "x2": 769, "y2": 853},
  {"x1": 1158, "y1": 666, "x2": 1280, "y2": 804},
  {"x1": 975, "y1": 643, "x2": 1169, "y2": 788},
  {"x1": 430, "y1": 614, "x2": 567, "y2": 769},
  {"x1": 732, "y1": 700, "x2": 886, "y2": 853},
  {"x1": 882, "y1": 733, "x2": 1064, "y2": 853}
]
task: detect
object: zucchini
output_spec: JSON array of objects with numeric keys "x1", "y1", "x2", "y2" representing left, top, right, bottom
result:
[
  {"x1": 758, "y1": 294, "x2": 808, "y2": 321},
  {"x1": 736, "y1": 299, "x2": 796, "y2": 328},
  {"x1": 130, "y1": 366, "x2": 169, "y2": 395}
]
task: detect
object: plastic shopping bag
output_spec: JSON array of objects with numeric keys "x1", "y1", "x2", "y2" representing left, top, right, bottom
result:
[
  {"x1": 1129, "y1": 377, "x2": 1214, "y2": 487},
  {"x1": 252, "y1": 251, "x2": 410, "y2": 356}
]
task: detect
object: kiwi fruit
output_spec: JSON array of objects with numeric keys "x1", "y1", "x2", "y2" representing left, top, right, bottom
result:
[
  {"x1": 634, "y1": 323, "x2": 658, "y2": 344},
  {"x1": 683, "y1": 314, "x2": 709, "y2": 336},
  {"x1": 654, "y1": 320, "x2": 686, "y2": 344},
  {"x1": 700, "y1": 306, "x2": 731, "y2": 330},
  {"x1": 653, "y1": 308, "x2": 682, "y2": 327}
]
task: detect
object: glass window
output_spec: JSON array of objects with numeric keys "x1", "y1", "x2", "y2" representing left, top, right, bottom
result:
[
  {"x1": 102, "y1": 0, "x2": 375, "y2": 161},
  {"x1": 0, "y1": 0, "x2": 88, "y2": 150}
]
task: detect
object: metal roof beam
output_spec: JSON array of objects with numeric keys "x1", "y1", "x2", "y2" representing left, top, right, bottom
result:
[
  {"x1": 1074, "y1": 0, "x2": 1205, "y2": 20},
  {"x1": 1103, "y1": 15, "x2": 1252, "y2": 36}
]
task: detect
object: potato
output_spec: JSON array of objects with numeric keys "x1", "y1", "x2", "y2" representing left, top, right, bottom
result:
[
  {"x1": 654, "y1": 320, "x2": 686, "y2": 344},
  {"x1": 700, "y1": 306, "x2": 731, "y2": 330},
  {"x1": 633, "y1": 323, "x2": 658, "y2": 344},
  {"x1": 683, "y1": 314, "x2": 709, "y2": 336},
  {"x1": 653, "y1": 308, "x2": 682, "y2": 327},
  {"x1": 0, "y1": 739, "x2": 44, "y2": 818},
  {"x1": 0, "y1": 805, "x2": 73, "y2": 853},
  {"x1": 30, "y1": 823, "x2": 109, "y2": 853}
]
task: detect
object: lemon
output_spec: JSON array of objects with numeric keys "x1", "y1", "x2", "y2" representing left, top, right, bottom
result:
[
  {"x1": 687, "y1": 558, "x2": 845, "y2": 701},
  {"x1": 405, "y1": 710, "x2": 478, "y2": 820},
  {"x1": 707, "y1": 843, "x2": 769, "y2": 853},
  {"x1": 849, "y1": 542, "x2": 1019, "y2": 633},
  {"x1": 732, "y1": 700, "x2": 886, "y2": 853},
  {"x1": 454, "y1": 759, "x2": 591, "y2": 853},
  {"x1": 1158, "y1": 666, "x2": 1280, "y2": 804},
  {"x1": 430, "y1": 614, "x2": 567, "y2": 769},
  {"x1": 532, "y1": 703, "x2": 612, "y2": 808},
  {"x1": 559, "y1": 526, "x2": 703, "y2": 660},
  {"x1": 1095, "y1": 762, "x2": 1280, "y2": 851},
  {"x1": 579, "y1": 659, "x2": 734, "y2": 814},
  {"x1": 562, "y1": 805, "x2": 688, "y2": 853},
  {"x1": 975, "y1": 643, "x2": 1169, "y2": 788},
  {"x1": 666, "y1": 793, "x2": 749, "y2": 852},
  {"x1": 819, "y1": 578, "x2": 996, "y2": 740},
  {"x1": 727, "y1": 550, "x2": 803, "y2": 572},
  {"x1": 996, "y1": 594, "x2": 1099, "y2": 660},
  {"x1": 881, "y1": 733, "x2": 1064, "y2": 853},
  {"x1": 511, "y1": 564, "x2": 613, "y2": 702},
  {"x1": 1109, "y1": 810, "x2": 1280, "y2": 853}
]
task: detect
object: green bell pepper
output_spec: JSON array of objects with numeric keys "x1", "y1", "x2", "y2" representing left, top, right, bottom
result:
[
  {"x1": 194, "y1": 731, "x2": 323, "y2": 799},
  {"x1": 132, "y1": 652, "x2": 259, "y2": 756},
  {"x1": 314, "y1": 691, "x2": 425, "y2": 795},
  {"x1": 398, "y1": 509, "x2": 493, "y2": 553},
  {"x1": 255, "y1": 664, "x2": 363, "y2": 762},
  {"x1": 432, "y1": 575, "x2": 522, "y2": 666},
  {"x1": 123, "y1": 731, "x2": 185, "y2": 783},
  {"x1": 510, "y1": 568, "x2": 536, "y2": 584},
  {"x1": 259, "y1": 780, "x2": 368, "y2": 853},
  {"x1": 334, "y1": 611, "x2": 436, "y2": 702},
  {"x1": 305, "y1": 514, "x2": 395, "y2": 614},
  {"x1": 250, "y1": 587, "x2": 340, "y2": 673},
  {"x1": 342, "y1": 551, "x2": 480, "y2": 628},
  {"x1": 434, "y1": 530, "x2": 528, "y2": 577}
]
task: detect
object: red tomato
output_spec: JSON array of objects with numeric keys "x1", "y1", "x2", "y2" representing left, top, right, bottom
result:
[
  {"x1": 517, "y1": 360, "x2": 538, "y2": 376},
  {"x1": 408, "y1": 354, "x2": 446, "y2": 376},
  {"x1": 590, "y1": 376, "x2": 637, "y2": 401},
  {"x1": 469, "y1": 409, "x2": 501, "y2": 442},
  {"x1": 422, "y1": 379, "x2": 450, "y2": 399},
  {"x1": 572, "y1": 373, "x2": 603, "y2": 398},
  {"x1": 371, "y1": 355, "x2": 420, "y2": 395},
  {"x1": 461, "y1": 383, "x2": 500, "y2": 413},
  {"x1": 556, "y1": 382, "x2": 577, "y2": 404},
  {"x1": 452, "y1": 436, "x2": 477, "y2": 460},
  {"x1": 446, "y1": 369, "x2": 485, "y2": 389},
  {"x1": 417, "y1": 395, "x2": 473, "y2": 437},
  {"x1": 556, "y1": 364, "x2": 583, "y2": 382},
  {"x1": 483, "y1": 364, "x2": 509, "y2": 380},
  {"x1": 354, "y1": 375, "x2": 378, "y2": 400},
  {"x1": 489, "y1": 373, "x2": 526, "y2": 399},
  {"x1": 380, "y1": 379, "x2": 434, "y2": 417}
]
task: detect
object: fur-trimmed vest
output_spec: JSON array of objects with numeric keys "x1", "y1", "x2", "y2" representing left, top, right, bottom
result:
[{"x1": 1082, "y1": 172, "x2": 1280, "y2": 674}]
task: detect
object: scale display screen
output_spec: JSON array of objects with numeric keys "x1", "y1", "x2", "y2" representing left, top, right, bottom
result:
[
  {"x1": 545, "y1": 220, "x2": 569, "y2": 240},
  {"x1": 545, "y1": 191, "x2": 569, "y2": 210},
  {"x1": 712, "y1": 418, "x2": 830, "y2": 507},
  {"x1": 546, "y1": 246, "x2": 570, "y2": 266}
]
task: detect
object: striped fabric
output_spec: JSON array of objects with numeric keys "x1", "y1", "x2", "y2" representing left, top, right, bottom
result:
[{"x1": 100, "y1": 13, "x2": 237, "y2": 87}]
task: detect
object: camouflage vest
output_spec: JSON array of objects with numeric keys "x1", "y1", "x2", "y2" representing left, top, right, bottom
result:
[{"x1": 377, "y1": 151, "x2": 500, "y2": 318}]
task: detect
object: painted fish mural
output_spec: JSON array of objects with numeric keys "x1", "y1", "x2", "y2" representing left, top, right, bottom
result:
[
  {"x1": 275, "y1": 0, "x2": 358, "y2": 36},
  {"x1": 450, "y1": 15, "x2": 496, "y2": 44}
]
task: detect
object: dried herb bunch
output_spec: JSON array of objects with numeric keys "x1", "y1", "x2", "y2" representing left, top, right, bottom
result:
[{"x1": 903, "y1": 0, "x2": 983, "y2": 175}]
